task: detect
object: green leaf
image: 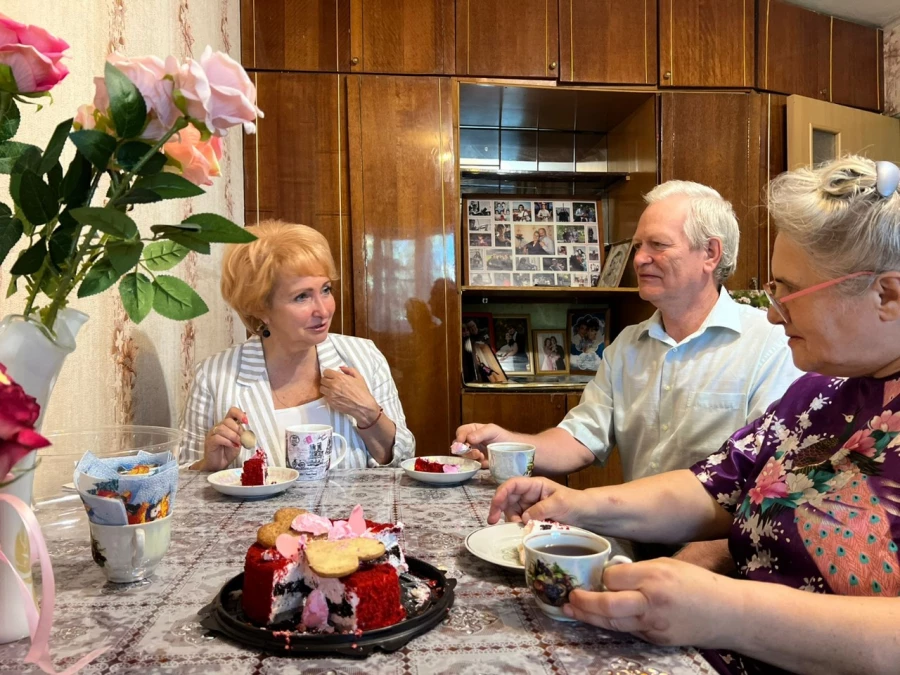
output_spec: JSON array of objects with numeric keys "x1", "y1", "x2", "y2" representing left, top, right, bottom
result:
[
  {"x1": 183, "y1": 213, "x2": 257, "y2": 244},
  {"x1": 143, "y1": 239, "x2": 190, "y2": 271},
  {"x1": 18, "y1": 170, "x2": 59, "y2": 225},
  {"x1": 48, "y1": 223, "x2": 78, "y2": 268},
  {"x1": 6, "y1": 274, "x2": 18, "y2": 298},
  {"x1": 113, "y1": 188, "x2": 163, "y2": 206},
  {"x1": 69, "y1": 206, "x2": 138, "y2": 239},
  {"x1": 0, "y1": 207, "x2": 23, "y2": 266},
  {"x1": 105, "y1": 62, "x2": 147, "y2": 139},
  {"x1": 131, "y1": 173, "x2": 204, "y2": 200},
  {"x1": 61, "y1": 151, "x2": 94, "y2": 206},
  {"x1": 106, "y1": 239, "x2": 143, "y2": 275},
  {"x1": 8, "y1": 145, "x2": 41, "y2": 202},
  {"x1": 116, "y1": 141, "x2": 167, "y2": 176},
  {"x1": 47, "y1": 162, "x2": 63, "y2": 198},
  {"x1": 77, "y1": 258, "x2": 121, "y2": 298},
  {"x1": 38, "y1": 118, "x2": 73, "y2": 175},
  {"x1": 0, "y1": 141, "x2": 39, "y2": 174},
  {"x1": 152, "y1": 275, "x2": 208, "y2": 320},
  {"x1": 0, "y1": 64, "x2": 16, "y2": 94},
  {"x1": 0, "y1": 94, "x2": 20, "y2": 142},
  {"x1": 119, "y1": 272, "x2": 154, "y2": 324},
  {"x1": 10, "y1": 239, "x2": 47, "y2": 275},
  {"x1": 69, "y1": 129, "x2": 116, "y2": 170},
  {"x1": 150, "y1": 224, "x2": 209, "y2": 254}
]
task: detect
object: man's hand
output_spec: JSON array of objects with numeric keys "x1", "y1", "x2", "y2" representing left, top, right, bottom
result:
[{"x1": 487, "y1": 476, "x2": 587, "y2": 525}]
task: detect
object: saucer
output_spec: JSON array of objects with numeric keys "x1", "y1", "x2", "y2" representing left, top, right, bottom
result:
[
  {"x1": 207, "y1": 467, "x2": 299, "y2": 499},
  {"x1": 400, "y1": 456, "x2": 481, "y2": 485},
  {"x1": 464, "y1": 522, "x2": 526, "y2": 569}
]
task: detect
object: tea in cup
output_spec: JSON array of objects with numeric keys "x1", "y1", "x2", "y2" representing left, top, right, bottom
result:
[
  {"x1": 285, "y1": 424, "x2": 348, "y2": 481},
  {"x1": 487, "y1": 442, "x2": 535, "y2": 483},
  {"x1": 523, "y1": 528, "x2": 631, "y2": 620},
  {"x1": 89, "y1": 514, "x2": 172, "y2": 583}
]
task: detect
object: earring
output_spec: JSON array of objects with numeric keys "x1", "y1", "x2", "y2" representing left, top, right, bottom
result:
[{"x1": 260, "y1": 323, "x2": 271, "y2": 338}]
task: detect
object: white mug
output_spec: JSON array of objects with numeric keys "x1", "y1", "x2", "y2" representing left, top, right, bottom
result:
[
  {"x1": 89, "y1": 514, "x2": 172, "y2": 583},
  {"x1": 285, "y1": 424, "x2": 348, "y2": 481},
  {"x1": 487, "y1": 442, "x2": 535, "y2": 483},
  {"x1": 523, "y1": 529, "x2": 631, "y2": 621}
]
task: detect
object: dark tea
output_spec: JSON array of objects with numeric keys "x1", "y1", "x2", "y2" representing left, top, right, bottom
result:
[{"x1": 533, "y1": 543, "x2": 601, "y2": 556}]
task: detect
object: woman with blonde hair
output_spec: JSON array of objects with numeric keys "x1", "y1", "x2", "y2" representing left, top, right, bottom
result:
[
  {"x1": 182, "y1": 220, "x2": 414, "y2": 471},
  {"x1": 488, "y1": 156, "x2": 900, "y2": 674}
]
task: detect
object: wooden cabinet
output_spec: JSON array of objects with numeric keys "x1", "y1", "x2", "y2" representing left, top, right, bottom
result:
[
  {"x1": 243, "y1": 73, "x2": 354, "y2": 333},
  {"x1": 347, "y1": 75, "x2": 460, "y2": 451},
  {"x1": 559, "y1": 0, "x2": 657, "y2": 85},
  {"x1": 831, "y1": 19, "x2": 883, "y2": 111},
  {"x1": 461, "y1": 392, "x2": 567, "y2": 434},
  {"x1": 456, "y1": 0, "x2": 559, "y2": 78},
  {"x1": 659, "y1": 0, "x2": 754, "y2": 88}
]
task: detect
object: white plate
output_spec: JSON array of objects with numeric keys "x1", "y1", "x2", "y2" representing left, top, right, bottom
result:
[
  {"x1": 465, "y1": 522, "x2": 526, "y2": 569},
  {"x1": 207, "y1": 466, "x2": 299, "y2": 499},
  {"x1": 400, "y1": 456, "x2": 481, "y2": 485}
]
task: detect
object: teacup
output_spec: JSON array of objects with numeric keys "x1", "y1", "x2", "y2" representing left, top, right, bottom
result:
[
  {"x1": 523, "y1": 529, "x2": 631, "y2": 621},
  {"x1": 487, "y1": 442, "x2": 535, "y2": 483},
  {"x1": 89, "y1": 514, "x2": 172, "y2": 583},
  {"x1": 285, "y1": 424, "x2": 348, "y2": 481}
]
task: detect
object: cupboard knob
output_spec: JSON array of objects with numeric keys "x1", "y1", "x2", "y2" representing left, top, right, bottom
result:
[
  {"x1": 351, "y1": 57, "x2": 360, "y2": 66},
  {"x1": 549, "y1": 61, "x2": 557, "y2": 70},
  {"x1": 819, "y1": 88, "x2": 828, "y2": 97},
  {"x1": 663, "y1": 71, "x2": 671, "y2": 80}
]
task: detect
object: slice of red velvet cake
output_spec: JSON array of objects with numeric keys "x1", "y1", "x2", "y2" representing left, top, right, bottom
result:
[
  {"x1": 242, "y1": 506, "x2": 407, "y2": 632},
  {"x1": 241, "y1": 449, "x2": 267, "y2": 486}
]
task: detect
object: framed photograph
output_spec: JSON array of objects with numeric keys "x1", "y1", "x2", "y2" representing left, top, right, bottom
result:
[
  {"x1": 462, "y1": 312, "x2": 494, "y2": 349},
  {"x1": 514, "y1": 224, "x2": 555, "y2": 255},
  {"x1": 573, "y1": 202, "x2": 597, "y2": 222},
  {"x1": 511, "y1": 201, "x2": 533, "y2": 222},
  {"x1": 492, "y1": 315, "x2": 533, "y2": 375},
  {"x1": 597, "y1": 240, "x2": 633, "y2": 288},
  {"x1": 534, "y1": 329, "x2": 569, "y2": 375},
  {"x1": 567, "y1": 308, "x2": 611, "y2": 375},
  {"x1": 534, "y1": 201, "x2": 554, "y2": 222},
  {"x1": 472, "y1": 342, "x2": 508, "y2": 383}
]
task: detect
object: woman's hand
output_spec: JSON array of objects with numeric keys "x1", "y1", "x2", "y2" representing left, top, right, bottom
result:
[
  {"x1": 487, "y1": 476, "x2": 588, "y2": 525},
  {"x1": 198, "y1": 406, "x2": 246, "y2": 471},
  {"x1": 454, "y1": 423, "x2": 511, "y2": 468},
  {"x1": 321, "y1": 366, "x2": 380, "y2": 427},
  {"x1": 563, "y1": 558, "x2": 740, "y2": 649}
]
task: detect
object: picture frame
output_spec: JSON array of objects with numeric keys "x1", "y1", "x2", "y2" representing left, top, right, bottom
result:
[
  {"x1": 471, "y1": 342, "x2": 508, "y2": 383},
  {"x1": 533, "y1": 329, "x2": 569, "y2": 375},
  {"x1": 566, "y1": 308, "x2": 611, "y2": 376},
  {"x1": 462, "y1": 312, "x2": 494, "y2": 349},
  {"x1": 492, "y1": 314, "x2": 533, "y2": 375},
  {"x1": 597, "y1": 240, "x2": 633, "y2": 288}
]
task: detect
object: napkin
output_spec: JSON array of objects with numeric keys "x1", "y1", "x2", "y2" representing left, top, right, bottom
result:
[{"x1": 74, "y1": 450, "x2": 178, "y2": 526}]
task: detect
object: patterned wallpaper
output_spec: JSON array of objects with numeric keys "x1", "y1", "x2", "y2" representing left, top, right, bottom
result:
[
  {"x1": 886, "y1": 20, "x2": 900, "y2": 116},
  {"x1": 0, "y1": 1, "x2": 244, "y2": 433}
]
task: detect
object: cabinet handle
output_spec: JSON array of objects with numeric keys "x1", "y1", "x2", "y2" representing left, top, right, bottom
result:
[
  {"x1": 351, "y1": 56, "x2": 360, "y2": 66},
  {"x1": 819, "y1": 88, "x2": 828, "y2": 97},
  {"x1": 549, "y1": 61, "x2": 557, "y2": 70},
  {"x1": 663, "y1": 71, "x2": 671, "y2": 80}
]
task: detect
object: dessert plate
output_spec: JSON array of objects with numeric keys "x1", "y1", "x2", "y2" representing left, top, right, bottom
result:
[
  {"x1": 400, "y1": 456, "x2": 481, "y2": 485},
  {"x1": 465, "y1": 522, "x2": 527, "y2": 570},
  {"x1": 207, "y1": 466, "x2": 299, "y2": 499}
]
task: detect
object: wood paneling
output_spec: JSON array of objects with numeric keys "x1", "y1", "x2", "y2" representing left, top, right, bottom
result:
[
  {"x1": 757, "y1": 0, "x2": 830, "y2": 101},
  {"x1": 559, "y1": 0, "x2": 657, "y2": 85},
  {"x1": 756, "y1": 94, "x2": 787, "y2": 286},
  {"x1": 461, "y1": 392, "x2": 567, "y2": 434},
  {"x1": 349, "y1": 0, "x2": 454, "y2": 74},
  {"x1": 347, "y1": 75, "x2": 460, "y2": 453},
  {"x1": 456, "y1": 0, "x2": 559, "y2": 78},
  {"x1": 243, "y1": 73, "x2": 353, "y2": 334},
  {"x1": 659, "y1": 0, "x2": 754, "y2": 88},
  {"x1": 241, "y1": 0, "x2": 350, "y2": 72},
  {"x1": 831, "y1": 20, "x2": 883, "y2": 111},
  {"x1": 607, "y1": 97, "x2": 658, "y2": 243}
]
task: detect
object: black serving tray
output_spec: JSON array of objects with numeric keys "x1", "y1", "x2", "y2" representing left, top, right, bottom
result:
[{"x1": 199, "y1": 557, "x2": 456, "y2": 657}]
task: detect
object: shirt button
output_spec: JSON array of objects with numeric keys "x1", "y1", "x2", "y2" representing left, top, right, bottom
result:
[
  {"x1": 664, "y1": 385, "x2": 671, "y2": 391},
  {"x1": 650, "y1": 462, "x2": 659, "y2": 469},
  {"x1": 662, "y1": 424, "x2": 669, "y2": 431}
]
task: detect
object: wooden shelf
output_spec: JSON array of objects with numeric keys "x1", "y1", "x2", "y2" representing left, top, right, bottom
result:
[
  {"x1": 460, "y1": 169, "x2": 628, "y2": 194},
  {"x1": 461, "y1": 286, "x2": 640, "y2": 303}
]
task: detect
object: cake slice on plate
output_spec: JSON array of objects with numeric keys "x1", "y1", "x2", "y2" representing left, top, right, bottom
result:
[{"x1": 241, "y1": 449, "x2": 267, "y2": 486}]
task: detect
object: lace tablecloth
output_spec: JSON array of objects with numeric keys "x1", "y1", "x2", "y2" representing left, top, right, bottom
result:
[{"x1": 1, "y1": 468, "x2": 715, "y2": 674}]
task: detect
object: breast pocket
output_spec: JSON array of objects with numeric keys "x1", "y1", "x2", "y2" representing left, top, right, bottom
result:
[
  {"x1": 685, "y1": 391, "x2": 749, "y2": 452},
  {"x1": 689, "y1": 391, "x2": 747, "y2": 411}
]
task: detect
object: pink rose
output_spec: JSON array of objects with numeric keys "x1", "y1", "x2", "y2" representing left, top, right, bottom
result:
[
  {"x1": 0, "y1": 14, "x2": 69, "y2": 93},
  {"x1": 162, "y1": 123, "x2": 223, "y2": 186},
  {"x1": 842, "y1": 429, "x2": 877, "y2": 458},
  {"x1": 73, "y1": 103, "x2": 96, "y2": 131},
  {"x1": 748, "y1": 457, "x2": 788, "y2": 505},
  {"x1": 0, "y1": 363, "x2": 50, "y2": 479}
]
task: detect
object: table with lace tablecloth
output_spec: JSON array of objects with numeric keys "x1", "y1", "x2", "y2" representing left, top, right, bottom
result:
[{"x1": 1, "y1": 468, "x2": 716, "y2": 674}]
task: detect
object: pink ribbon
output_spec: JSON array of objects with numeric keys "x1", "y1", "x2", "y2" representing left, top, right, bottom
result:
[{"x1": 0, "y1": 493, "x2": 107, "y2": 674}]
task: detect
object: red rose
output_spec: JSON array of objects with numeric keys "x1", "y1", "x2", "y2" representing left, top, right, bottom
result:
[{"x1": 0, "y1": 362, "x2": 50, "y2": 479}]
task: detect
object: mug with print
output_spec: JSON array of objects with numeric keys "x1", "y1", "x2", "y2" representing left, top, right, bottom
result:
[{"x1": 285, "y1": 424, "x2": 348, "y2": 481}]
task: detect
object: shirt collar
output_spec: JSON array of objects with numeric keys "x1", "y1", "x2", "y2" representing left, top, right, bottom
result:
[
  {"x1": 236, "y1": 334, "x2": 346, "y2": 386},
  {"x1": 640, "y1": 286, "x2": 743, "y2": 343}
]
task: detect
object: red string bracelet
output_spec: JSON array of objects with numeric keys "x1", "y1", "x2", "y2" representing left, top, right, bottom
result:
[{"x1": 357, "y1": 406, "x2": 383, "y2": 430}]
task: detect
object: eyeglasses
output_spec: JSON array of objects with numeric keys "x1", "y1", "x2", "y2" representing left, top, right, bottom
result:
[{"x1": 764, "y1": 271, "x2": 874, "y2": 322}]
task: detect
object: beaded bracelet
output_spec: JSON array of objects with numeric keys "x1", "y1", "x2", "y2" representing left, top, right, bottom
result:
[{"x1": 357, "y1": 406, "x2": 383, "y2": 430}]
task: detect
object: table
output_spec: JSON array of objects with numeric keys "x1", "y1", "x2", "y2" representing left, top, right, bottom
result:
[{"x1": 1, "y1": 469, "x2": 716, "y2": 674}]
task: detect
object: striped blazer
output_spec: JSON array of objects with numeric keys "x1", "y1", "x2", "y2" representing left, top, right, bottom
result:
[{"x1": 179, "y1": 334, "x2": 415, "y2": 469}]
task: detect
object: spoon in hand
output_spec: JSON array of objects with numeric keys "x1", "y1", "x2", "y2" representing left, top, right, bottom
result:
[{"x1": 239, "y1": 425, "x2": 257, "y2": 449}]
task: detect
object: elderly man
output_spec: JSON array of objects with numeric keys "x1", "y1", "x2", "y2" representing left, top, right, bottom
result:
[{"x1": 456, "y1": 180, "x2": 804, "y2": 570}]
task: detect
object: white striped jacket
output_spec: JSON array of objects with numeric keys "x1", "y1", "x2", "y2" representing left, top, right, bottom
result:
[{"x1": 179, "y1": 334, "x2": 415, "y2": 469}]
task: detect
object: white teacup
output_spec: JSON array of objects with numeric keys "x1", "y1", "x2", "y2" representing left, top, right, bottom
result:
[
  {"x1": 285, "y1": 424, "x2": 348, "y2": 481},
  {"x1": 89, "y1": 514, "x2": 172, "y2": 583},
  {"x1": 523, "y1": 529, "x2": 631, "y2": 621},
  {"x1": 487, "y1": 442, "x2": 535, "y2": 483}
]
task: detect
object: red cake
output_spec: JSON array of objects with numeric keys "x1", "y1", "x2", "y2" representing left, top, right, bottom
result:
[
  {"x1": 241, "y1": 449, "x2": 267, "y2": 486},
  {"x1": 242, "y1": 506, "x2": 407, "y2": 632}
]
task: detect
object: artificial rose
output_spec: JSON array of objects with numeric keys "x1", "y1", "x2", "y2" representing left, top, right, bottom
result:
[
  {"x1": 0, "y1": 363, "x2": 50, "y2": 479},
  {"x1": 162, "y1": 123, "x2": 223, "y2": 186},
  {"x1": 73, "y1": 103, "x2": 96, "y2": 131},
  {"x1": 0, "y1": 13, "x2": 68, "y2": 93}
]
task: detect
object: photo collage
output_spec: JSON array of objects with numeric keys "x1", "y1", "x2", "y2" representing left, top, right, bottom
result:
[{"x1": 466, "y1": 198, "x2": 602, "y2": 287}]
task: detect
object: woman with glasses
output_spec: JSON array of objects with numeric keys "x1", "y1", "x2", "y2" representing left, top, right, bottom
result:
[{"x1": 487, "y1": 156, "x2": 900, "y2": 675}]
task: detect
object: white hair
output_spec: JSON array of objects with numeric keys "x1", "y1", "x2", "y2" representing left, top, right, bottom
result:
[
  {"x1": 644, "y1": 180, "x2": 740, "y2": 284},
  {"x1": 767, "y1": 156, "x2": 900, "y2": 292}
]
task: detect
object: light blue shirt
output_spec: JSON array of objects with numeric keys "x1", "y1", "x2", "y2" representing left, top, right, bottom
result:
[{"x1": 558, "y1": 287, "x2": 804, "y2": 482}]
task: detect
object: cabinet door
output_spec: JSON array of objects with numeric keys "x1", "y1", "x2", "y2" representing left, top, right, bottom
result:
[
  {"x1": 243, "y1": 73, "x2": 353, "y2": 333},
  {"x1": 241, "y1": 0, "x2": 349, "y2": 72},
  {"x1": 559, "y1": 0, "x2": 657, "y2": 85},
  {"x1": 347, "y1": 76, "x2": 460, "y2": 452},
  {"x1": 461, "y1": 393, "x2": 567, "y2": 433},
  {"x1": 456, "y1": 0, "x2": 559, "y2": 78},
  {"x1": 831, "y1": 20, "x2": 883, "y2": 112},
  {"x1": 661, "y1": 93, "x2": 762, "y2": 290},
  {"x1": 563, "y1": 394, "x2": 623, "y2": 489},
  {"x1": 349, "y1": 0, "x2": 455, "y2": 74},
  {"x1": 757, "y1": 0, "x2": 830, "y2": 101},
  {"x1": 659, "y1": 0, "x2": 754, "y2": 88}
]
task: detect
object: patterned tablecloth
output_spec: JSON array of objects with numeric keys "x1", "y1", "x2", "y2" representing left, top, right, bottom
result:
[{"x1": 1, "y1": 468, "x2": 715, "y2": 674}]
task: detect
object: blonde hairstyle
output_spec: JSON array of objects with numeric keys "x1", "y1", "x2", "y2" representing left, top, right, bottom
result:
[
  {"x1": 221, "y1": 220, "x2": 339, "y2": 332},
  {"x1": 644, "y1": 180, "x2": 740, "y2": 285},
  {"x1": 767, "y1": 156, "x2": 900, "y2": 293}
]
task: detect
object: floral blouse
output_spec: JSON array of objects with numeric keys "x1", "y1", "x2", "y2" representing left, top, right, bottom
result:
[{"x1": 690, "y1": 372, "x2": 900, "y2": 675}]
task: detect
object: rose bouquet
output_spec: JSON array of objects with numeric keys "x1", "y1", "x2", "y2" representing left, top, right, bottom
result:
[{"x1": 0, "y1": 362, "x2": 48, "y2": 484}]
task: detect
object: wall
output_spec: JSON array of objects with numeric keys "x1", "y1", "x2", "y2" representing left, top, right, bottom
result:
[
  {"x1": 0, "y1": 1, "x2": 244, "y2": 435},
  {"x1": 887, "y1": 19, "x2": 900, "y2": 116}
]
